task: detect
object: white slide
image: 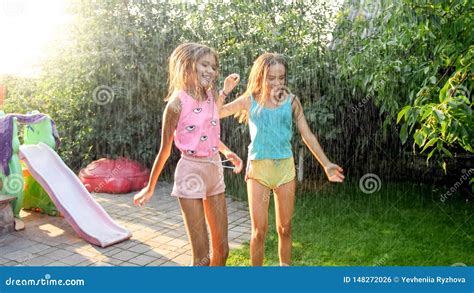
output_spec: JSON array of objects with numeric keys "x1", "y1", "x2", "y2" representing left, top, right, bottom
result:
[{"x1": 19, "y1": 143, "x2": 132, "y2": 247}]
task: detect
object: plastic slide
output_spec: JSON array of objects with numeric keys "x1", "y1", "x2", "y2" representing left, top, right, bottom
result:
[{"x1": 19, "y1": 143, "x2": 131, "y2": 247}]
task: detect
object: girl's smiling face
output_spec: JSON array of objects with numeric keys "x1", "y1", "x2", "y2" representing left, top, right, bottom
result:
[
  {"x1": 196, "y1": 53, "x2": 218, "y2": 89},
  {"x1": 266, "y1": 63, "x2": 286, "y2": 92}
]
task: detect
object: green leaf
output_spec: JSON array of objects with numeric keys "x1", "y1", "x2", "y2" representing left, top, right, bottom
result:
[
  {"x1": 397, "y1": 105, "x2": 411, "y2": 123},
  {"x1": 441, "y1": 120, "x2": 449, "y2": 137},
  {"x1": 400, "y1": 123, "x2": 408, "y2": 144},
  {"x1": 421, "y1": 137, "x2": 439, "y2": 153},
  {"x1": 420, "y1": 107, "x2": 432, "y2": 121},
  {"x1": 414, "y1": 129, "x2": 426, "y2": 147},
  {"x1": 464, "y1": 144, "x2": 473, "y2": 153},
  {"x1": 426, "y1": 148, "x2": 436, "y2": 164},
  {"x1": 434, "y1": 109, "x2": 445, "y2": 122},
  {"x1": 439, "y1": 82, "x2": 449, "y2": 103},
  {"x1": 441, "y1": 147, "x2": 453, "y2": 158}
]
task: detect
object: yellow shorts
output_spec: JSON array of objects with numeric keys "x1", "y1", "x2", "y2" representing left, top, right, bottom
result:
[{"x1": 245, "y1": 157, "x2": 296, "y2": 189}]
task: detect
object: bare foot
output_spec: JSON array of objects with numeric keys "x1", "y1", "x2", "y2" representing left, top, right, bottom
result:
[{"x1": 14, "y1": 218, "x2": 25, "y2": 231}]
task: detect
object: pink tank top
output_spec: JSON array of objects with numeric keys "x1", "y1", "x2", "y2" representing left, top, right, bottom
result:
[{"x1": 174, "y1": 90, "x2": 220, "y2": 157}]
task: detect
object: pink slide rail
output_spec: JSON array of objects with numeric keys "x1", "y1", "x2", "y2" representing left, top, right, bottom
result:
[{"x1": 19, "y1": 143, "x2": 131, "y2": 247}]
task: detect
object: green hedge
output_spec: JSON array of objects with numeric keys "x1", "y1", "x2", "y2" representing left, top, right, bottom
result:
[{"x1": 2, "y1": 0, "x2": 471, "y2": 189}]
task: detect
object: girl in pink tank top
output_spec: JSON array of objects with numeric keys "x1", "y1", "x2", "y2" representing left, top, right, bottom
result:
[
  {"x1": 174, "y1": 90, "x2": 221, "y2": 157},
  {"x1": 133, "y1": 43, "x2": 242, "y2": 266}
]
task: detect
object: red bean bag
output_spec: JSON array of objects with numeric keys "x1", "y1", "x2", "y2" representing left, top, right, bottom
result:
[{"x1": 79, "y1": 158, "x2": 150, "y2": 194}]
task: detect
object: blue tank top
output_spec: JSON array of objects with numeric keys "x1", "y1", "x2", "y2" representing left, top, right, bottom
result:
[{"x1": 248, "y1": 94, "x2": 293, "y2": 160}]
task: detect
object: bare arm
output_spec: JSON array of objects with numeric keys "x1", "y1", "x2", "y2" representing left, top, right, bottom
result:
[
  {"x1": 134, "y1": 96, "x2": 181, "y2": 205},
  {"x1": 219, "y1": 95, "x2": 251, "y2": 119},
  {"x1": 216, "y1": 74, "x2": 240, "y2": 113},
  {"x1": 215, "y1": 89, "x2": 224, "y2": 113},
  {"x1": 292, "y1": 96, "x2": 344, "y2": 182},
  {"x1": 218, "y1": 140, "x2": 243, "y2": 173},
  {"x1": 218, "y1": 140, "x2": 232, "y2": 157}
]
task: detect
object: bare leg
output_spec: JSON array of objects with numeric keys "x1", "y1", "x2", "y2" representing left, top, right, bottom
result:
[
  {"x1": 203, "y1": 193, "x2": 229, "y2": 266},
  {"x1": 178, "y1": 198, "x2": 210, "y2": 266},
  {"x1": 247, "y1": 179, "x2": 271, "y2": 266},
  {"x1": 273, "y1": 179, "x2": 296, "y2": 266}
]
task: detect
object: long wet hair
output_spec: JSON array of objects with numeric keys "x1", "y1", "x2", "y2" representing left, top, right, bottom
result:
[
  {"x1": 165, "y1": 42, "x2": 219, "y2": 101},
  {"x1": 236, "y1": 52, "x2": 288, "y2": 122}
]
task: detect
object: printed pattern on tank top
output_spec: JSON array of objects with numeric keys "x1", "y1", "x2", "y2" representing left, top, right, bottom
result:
[{"x1": 174, "y1": 91, "x2": 220, "y2": 157}]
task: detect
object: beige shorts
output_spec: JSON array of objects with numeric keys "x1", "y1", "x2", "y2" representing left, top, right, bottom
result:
[{"x1": 171, "y1": 153, "x2": 225, "y2": 200}]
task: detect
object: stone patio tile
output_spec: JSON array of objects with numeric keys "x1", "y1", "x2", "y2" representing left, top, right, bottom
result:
[
  {"x1": 167, "y1": 238, "x2": 188, "y2": 248},
  {"x1": 128, "y1": 244, "x2": 152, "y2": 254},
  {"x1": 149, "y1": 235, "x2": 174, "y2": 244},
  {"x1": 112, "y1": 251, "x2": 139, "y2": 262},
  {"x1": 100, "y1": 247, "x2": 125, "y2": 257},
  {"x1": 104, "y1": 257, "x2": 125, "y2": 266},
  {"x1": 22, "y1": 243, "x2": 52, "y2": 254},
  {"x1": 47, "y1": 261, "x2": 70, "y2": 266},
  {"x1": 172, "y1": 254, "x2": 191, "y2": 266},
  {"x1": 3, "y1": 250, "x2": 35, "y2": 262},
  {"x1": 23, "y1": 256, "x2": 56, "y2": 266},
  {"x1": 45, "y1": 249, "x2": 75, "y2": 261},
  {"x1": 60, "y1": 254, "x2": 90, "y2": 265},
  {"x1": 119, "y1": 262, "x2": 140, "y2": 266},
  {"x1": 128, "y1": 254, "x2": 156, "y2": 266},
  {"x1": 160, "y1": 261, "x2": 179, "y2": 266},
  {"x1": 145, "y1": 258, "x2": 168, "y2": 266}
]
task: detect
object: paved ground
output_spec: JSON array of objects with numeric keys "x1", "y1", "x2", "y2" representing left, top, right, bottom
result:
[{"x1": 0, "y1": 182, "x2": 251, "y2": 266}]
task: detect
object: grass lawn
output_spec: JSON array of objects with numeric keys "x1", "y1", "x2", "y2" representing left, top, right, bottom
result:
[{"x1": 227, "y1": 181, "x2": 473, "y2": 266}]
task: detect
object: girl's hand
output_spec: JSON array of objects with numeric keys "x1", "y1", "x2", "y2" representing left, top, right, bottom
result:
[
  {"x1": 225, "y1": 151, "x2": 243, "y2": 174},
  {"x1": 133, "y1": 187, "x2": 154, "y2": 207},
  {"x1": 324, "y1": 163, "x2": 345, "y2": 183},
  {"x1": 223, "y1": 73, "x2": 240, "y2": 94}
]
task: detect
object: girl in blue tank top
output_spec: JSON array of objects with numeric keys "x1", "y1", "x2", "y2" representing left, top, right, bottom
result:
[{"x1": 219, "y1": 53, "x2": 345, "y2": 266}]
